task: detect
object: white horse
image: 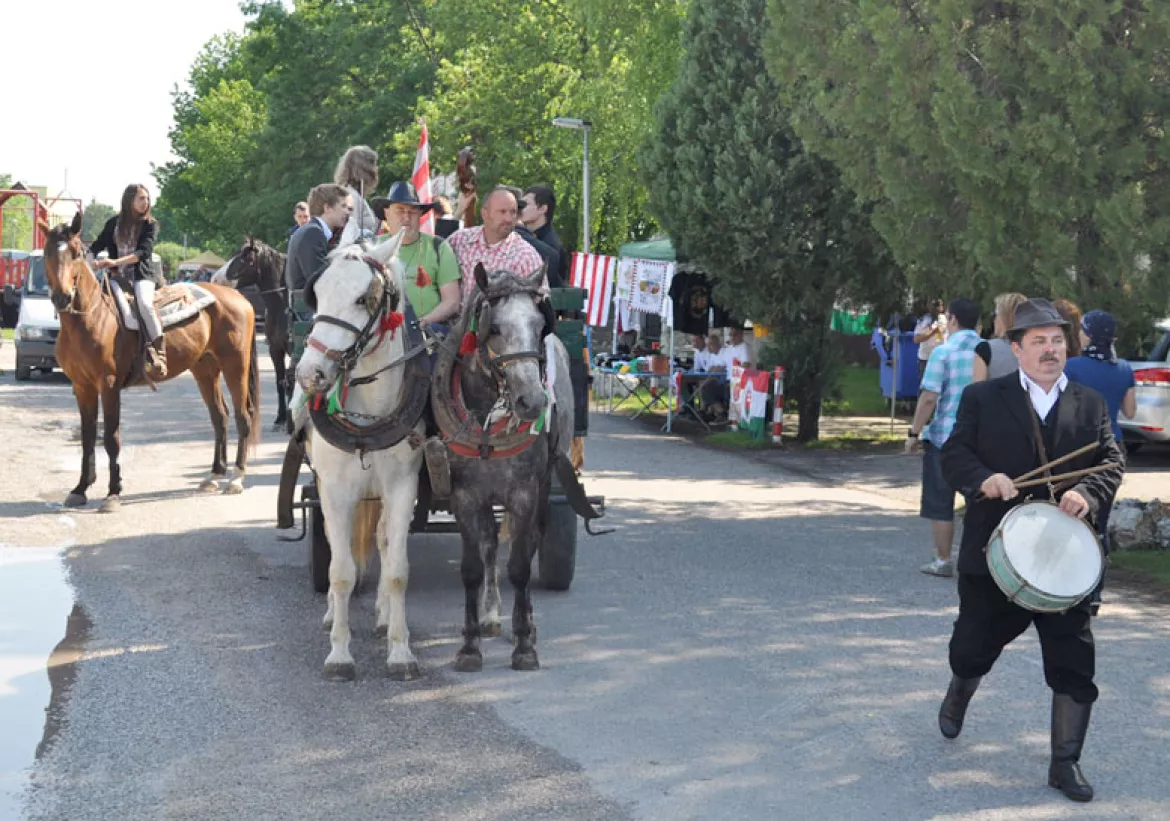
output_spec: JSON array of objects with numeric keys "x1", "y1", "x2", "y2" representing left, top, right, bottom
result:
[{"x1": 295, "y1": 233, "x2": 424, "y2": 681}]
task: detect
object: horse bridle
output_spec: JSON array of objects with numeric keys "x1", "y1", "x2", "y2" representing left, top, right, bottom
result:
[
  {"x1": 50, "y1": 241, "x2": 104, "y2": 316},
  {"x1": 307, "y1": 255, "x2": 398, "y2": 372},
  {"x1": 473, "y1": 279, "x2": 551, "y2": 380}
]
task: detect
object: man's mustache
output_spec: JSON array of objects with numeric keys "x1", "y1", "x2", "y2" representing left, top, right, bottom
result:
[{"x1": 1040, "y1": 354, "x2": 1060, "y2": 363}]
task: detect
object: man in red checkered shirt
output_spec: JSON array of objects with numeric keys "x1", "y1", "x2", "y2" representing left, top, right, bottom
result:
[{"x1": 447, "y1": 186, "x2": 547, "y2": 303}]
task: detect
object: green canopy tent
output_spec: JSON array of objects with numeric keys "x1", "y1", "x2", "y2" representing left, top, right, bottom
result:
[{"x1": 617, "y1": 237, "x2": 683, "y2": 431}]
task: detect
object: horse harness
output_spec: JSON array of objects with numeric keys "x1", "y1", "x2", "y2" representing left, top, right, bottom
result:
[
  {"x1": 431, "y1": 273, "x2": 556, "y2": 460},
  {"x1": 304, "y1": 253, "x2": 433, "y2": 455}
]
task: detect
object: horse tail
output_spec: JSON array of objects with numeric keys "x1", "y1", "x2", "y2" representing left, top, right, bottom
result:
[
  {"x1": 352, "y1": 498, "x2": 380, "y2": 574},
  {"x1": 246, "y1": 325, "x2": 262, "y2": 450}
]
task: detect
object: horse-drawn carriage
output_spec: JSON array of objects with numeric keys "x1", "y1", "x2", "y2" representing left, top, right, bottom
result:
[{"x1": 275, "y1": 259, "x2": 606, "y2": 596}]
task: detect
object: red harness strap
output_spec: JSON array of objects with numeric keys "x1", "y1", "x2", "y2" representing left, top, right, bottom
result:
[{"x1": 446, "y1": 360, "x2": 536, "y2": 460}]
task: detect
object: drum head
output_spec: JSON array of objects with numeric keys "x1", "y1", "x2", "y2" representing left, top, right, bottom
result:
[{"x1": 1001, "y1": 503, "x2": 1102, "y2": 597}]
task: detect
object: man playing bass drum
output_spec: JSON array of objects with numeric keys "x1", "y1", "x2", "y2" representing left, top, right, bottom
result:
[{"x1": 938, "y1": 298, "x2": 1123, "y2": 803}]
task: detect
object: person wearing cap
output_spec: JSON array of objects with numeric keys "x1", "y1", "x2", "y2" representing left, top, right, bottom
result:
[
  {"x1": 905, "y1": 298, "x2": 988, "y2": 578},
  {"x1": 1064, "y1": 309, "x2": 1136, "y2": 614},
  {"x1": 938, "y1": 298, "x2": 1123, "y2": 803},
  {"x1": 372, "y1": 181, "x2": 462, "y2": 329}
]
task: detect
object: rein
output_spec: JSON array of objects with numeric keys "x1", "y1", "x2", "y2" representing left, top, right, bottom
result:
[
  {"x1": 302, "y1": 252, "x2": 433, "y2": 454},
  {"x1": 431, "y1": 278, "x2": 552, "y2": 460}
]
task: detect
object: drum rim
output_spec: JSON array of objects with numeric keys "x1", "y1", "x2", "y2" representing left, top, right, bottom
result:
[{"x1": 989, "y1": 500, "x2": 1103, "y2": 611}]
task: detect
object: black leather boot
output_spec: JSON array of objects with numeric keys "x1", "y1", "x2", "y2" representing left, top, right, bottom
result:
[
  {"x1": 147, "y1": 336, "x2": 168, "y2": 379},
  {"x1": 1048, "y1": 693, "x2": 1094, "y2": 802},
  {"x1": 938, "y1": 675, "x2": 981, "y2": 739}
]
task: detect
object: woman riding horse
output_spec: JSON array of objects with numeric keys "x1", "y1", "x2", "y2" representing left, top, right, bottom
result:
[{"x1": 89, "y1": 184, "x2": 166, "y2": 377}]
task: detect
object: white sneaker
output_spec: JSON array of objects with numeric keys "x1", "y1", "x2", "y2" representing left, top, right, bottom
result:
[{"x1": 920, "y1": 557, "x2": 954, "y2": 577}]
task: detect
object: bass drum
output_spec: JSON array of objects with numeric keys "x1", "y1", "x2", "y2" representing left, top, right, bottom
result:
[{"x1": 986, "y1": 501, "x2": 1103, "y2": 613}]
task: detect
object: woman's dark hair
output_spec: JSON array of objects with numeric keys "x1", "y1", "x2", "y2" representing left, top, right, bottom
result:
[{"x1": 116, "y1": 184, "x2": 153, "y2": 247}]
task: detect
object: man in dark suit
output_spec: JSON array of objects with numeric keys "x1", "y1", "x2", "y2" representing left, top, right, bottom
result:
[
  {"x1": 284, "y1": 184, "x2": 353, "y2": 297},
  {"x1": 939, "y1": 298, "x2": 1123, "y2": 803},
  {"x1": 521, "y1": 184, "x2": 569, "y2": 288}
]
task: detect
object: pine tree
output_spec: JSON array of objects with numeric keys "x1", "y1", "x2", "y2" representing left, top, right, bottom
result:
[
  {"x1": 768, "y1": 0, "x2": 1170, "y2": 353},
  {"x1": 644, "y1": 0, "x2": 901, "y2": 441}
]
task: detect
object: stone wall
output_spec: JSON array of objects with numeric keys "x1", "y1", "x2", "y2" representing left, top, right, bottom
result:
[{"x1": 1108, "y1": 499, "x2": 1170, "y2": 551}]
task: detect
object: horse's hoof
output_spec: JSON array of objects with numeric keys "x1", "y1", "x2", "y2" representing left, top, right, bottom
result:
[
  {"x1": 453, "y1": 650, "x2": 483, "y2": 673},
  {"x1": 511, "y1": 650, "x2": 540, "y2": 671},
  {"x1": 387, "y1": 661, "x2": 421, "y2": 681},
  {"x1": 323, "y1": 661, "x2": 356, "y2": 681},
  {"x1": 64, "y1": 493, "x2": 87, "y2": 508},
  {"x1": 224, "y1": 479, "x2": 245, "y2": 495},
  {"x1": 198, "y1": 478, "x2": 220, "y2": 493},
  {"x1": 99, "y1": 496, "x2": 122, "y2": 514},
  {"x1": 481, "y1": 621, "x2": 502, "y2": 639}
]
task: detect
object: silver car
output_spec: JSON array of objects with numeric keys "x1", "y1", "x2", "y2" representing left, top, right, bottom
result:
[{"x1": 1121, "y1": 318, "x2": 1170, "y2": 450}]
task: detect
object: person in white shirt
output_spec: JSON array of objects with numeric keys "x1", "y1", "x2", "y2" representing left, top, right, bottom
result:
[
  {"x1": 915, "y1": 298, "x2": 948, "y2": 380},
  {"x1": 699, "y1": 333, "x2": 733, "y2": 420},
  {"x1": 724, "y1": 327, "x2": 751, "y2": 367},
  {"x1": 691, "y1": 335, "x2": 710, "y2": 371}
]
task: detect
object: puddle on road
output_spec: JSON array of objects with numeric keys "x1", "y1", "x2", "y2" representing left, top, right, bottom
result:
[{"x1": 0, "y1": 545, "x2": 82, "y2": 821}]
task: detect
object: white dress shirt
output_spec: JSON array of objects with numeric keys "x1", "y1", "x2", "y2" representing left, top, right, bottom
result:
[
  {"x1": 693, "y1": 349, "x2": 710, "y2": 371},
  {"x1": 1019, "y1": 370, "x2": 1068, "y2": 421},
  {"x1": 725, "y1": 342, "x2": 750, "y2": 366}
]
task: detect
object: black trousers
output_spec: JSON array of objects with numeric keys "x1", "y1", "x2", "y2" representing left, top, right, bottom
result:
[{"x1": 949, "y1": 573, "x2": 1097, "y2": 704}]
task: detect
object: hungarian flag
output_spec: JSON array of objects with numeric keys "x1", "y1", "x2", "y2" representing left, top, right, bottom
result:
[
  {"x1": 412, "y1": 120, "x2": 434, "y2": 235},
  {"x1": 730, "y1": 366, "x2": 771, "y2": 441},
  {"x1": 570, "y1": 252, "x2": 616, "y2": 327}
]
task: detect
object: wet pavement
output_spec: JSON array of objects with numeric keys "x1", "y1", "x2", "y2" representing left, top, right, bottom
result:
[{"x1": 0, "y1": 545, "x2": 75, "y2": 821}]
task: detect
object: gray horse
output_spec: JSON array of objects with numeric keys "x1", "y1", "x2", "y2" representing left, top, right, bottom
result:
[{"x1": 432, "y1": 264, "x2": 573, "y2": 672}]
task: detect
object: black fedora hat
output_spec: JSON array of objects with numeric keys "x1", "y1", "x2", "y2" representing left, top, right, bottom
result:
[
  {"x1": 1009, "y1": 298, "x2": 1069, "y2": 333},
  {"x1": 371, "y1": 181, "x2": 438, "y2": 217}
]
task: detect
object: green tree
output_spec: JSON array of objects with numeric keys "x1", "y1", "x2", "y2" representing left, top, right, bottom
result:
[
  {"x1": 81, "y1": 198, "x2": 116, "y2": 242},
  {"x1": 0, "y1": 173, "x2": 34, "y2": 250},
  {"x1": 157, "y1": 0, "x2": 684, "y2": 256},
  {"x1": 644, "y1": 0, "x2": 901, "y2": 441},
  {"x1": 153, "y1": 242, "x2": 190, "y2": 280},
  {"x1": 766, "y1": 0, "x2": 1170, "y2": 351},
  {"x1": 403, "y1": 0, "x2": 685, "y2": 253}
]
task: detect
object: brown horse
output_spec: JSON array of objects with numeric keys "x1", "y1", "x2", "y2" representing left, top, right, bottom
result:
[{"x1": 41, "y1": 213, "x2": 260, "y2": 512}]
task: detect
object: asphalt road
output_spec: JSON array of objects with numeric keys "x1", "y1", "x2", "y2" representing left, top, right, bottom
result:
[{"x1": 1, "y1": 342, "x2": 1169, "y2": 820}]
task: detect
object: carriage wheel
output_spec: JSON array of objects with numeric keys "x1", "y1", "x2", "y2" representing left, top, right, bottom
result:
[
  {"x1": 304, "y1": 485, "x2": 331, "y2": 594},
  {"x1": 538, "y1": 500, "x2": 578, "y2": 591}
]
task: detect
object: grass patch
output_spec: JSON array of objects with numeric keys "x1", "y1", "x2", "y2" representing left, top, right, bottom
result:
[
  {"x1": 798, "y1": 431, "x2": 904, "y2": 451},
  {"x1": 1110, "y1": 550, "x2": 1170, "y2": 589},
  {"x1": 706, "y1": 430, "x2": 773, "y2": 450},
  {"x1": 822, "y1": 365, "x2": 898, "y2": 417},
  {"x1": 0, "y1": 328, "x2": 11, "y2": 340}
]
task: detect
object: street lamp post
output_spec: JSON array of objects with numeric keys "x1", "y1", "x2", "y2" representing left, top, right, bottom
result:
[{"x1": 551, "y1": 117, "x2": 592, "y2": 255}]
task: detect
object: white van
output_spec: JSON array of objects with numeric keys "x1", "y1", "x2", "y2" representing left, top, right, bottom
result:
[
  {"x1": 12, "y1": 250, "x2": 162, "y2": 381},
  {"x1": 13, "y1": 251, "x2": 57, "y2": 380}
]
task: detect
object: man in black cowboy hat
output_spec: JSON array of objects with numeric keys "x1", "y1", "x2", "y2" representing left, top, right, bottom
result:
[
  {"x1": 372, "y1": 181, "x2": 462, "y2": 329},
  {"x1": 938, "y1": 298, "x2": 1123, "y2": 803}
]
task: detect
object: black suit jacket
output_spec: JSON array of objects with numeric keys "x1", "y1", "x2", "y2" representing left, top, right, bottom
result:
[
  {"x1": 534, "y1": 223, "x2": 570, "y2": 288},
  {"x1": 89, "y1": 216, "x2": 160, "y2": 284},
  {"x1": 285, "y1": 220, "x2": 329, "y2": 295},
  {"x1": 515, "y1": 226, "x2": 560, "y2": 284},
  {"x1": 941, "y1": 373, "x2": 1123, "y2": 575}
]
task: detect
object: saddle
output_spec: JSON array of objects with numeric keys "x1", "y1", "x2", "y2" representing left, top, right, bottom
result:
[{"x1": 109, "y1": 281, "x2": 217, "y2": 332}]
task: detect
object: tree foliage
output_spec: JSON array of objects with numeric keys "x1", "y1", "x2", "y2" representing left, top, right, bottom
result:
[
  {"x1": 0, "y1": 173, "x2": 34, "y2": 250},
  {"x1": 81, "y1": 199, "x2": 116, "y2": 242},
  {"x1": 766, "y1": 0, "x2": 1170, "y2": 351},
  {"x1": 644, "y1": 0, "x2": 902, "y2": 440},
  {"x1": 157, "y1": 0, "x2": 685, "y2": 255}
]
